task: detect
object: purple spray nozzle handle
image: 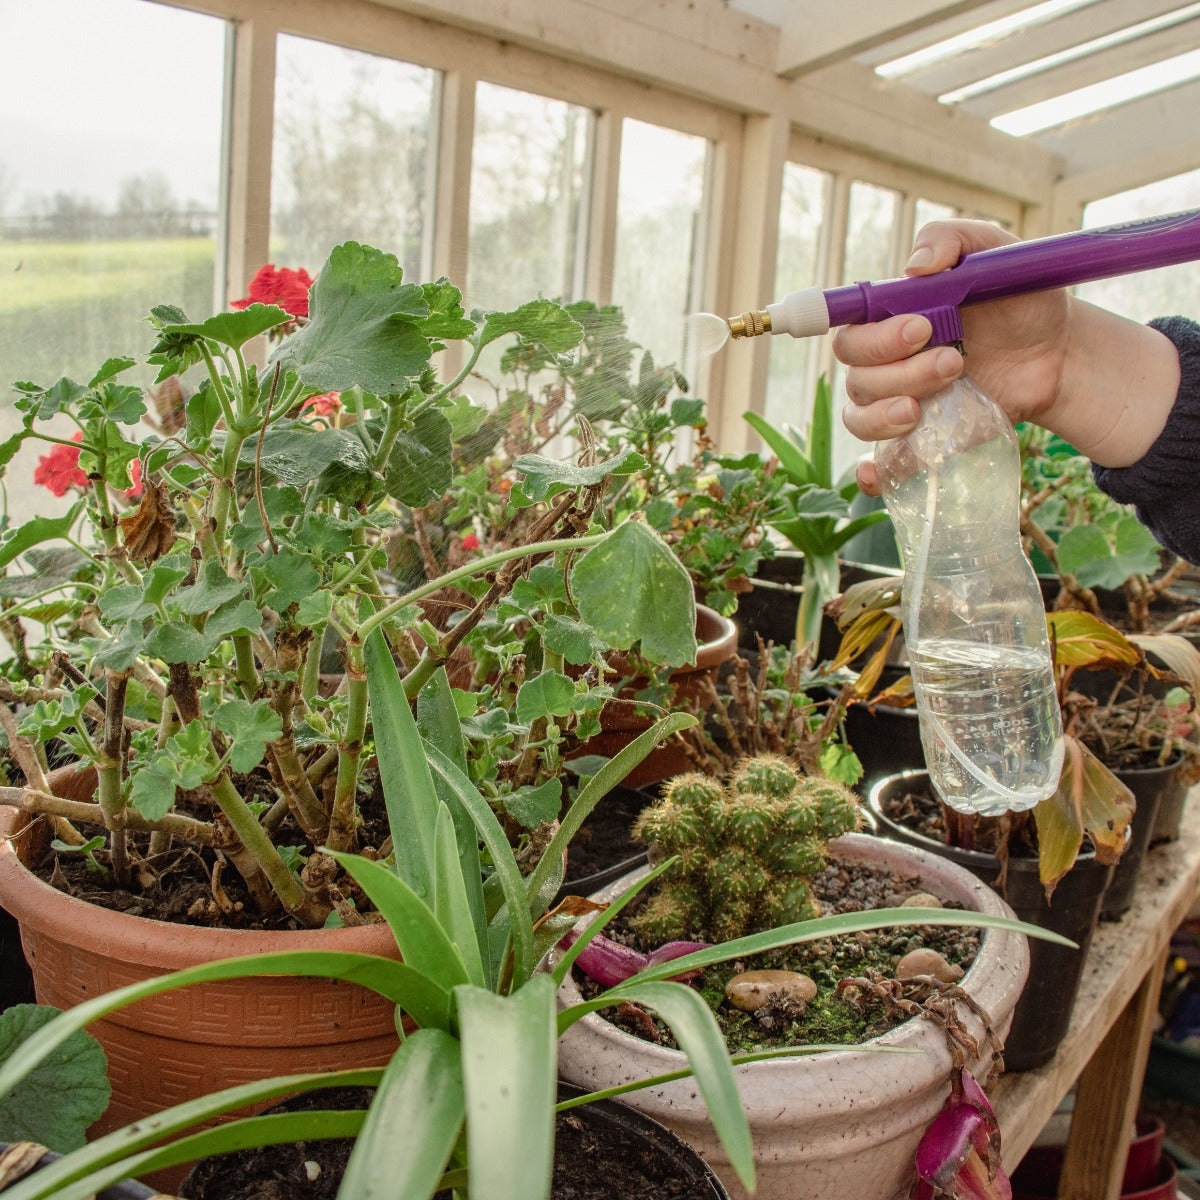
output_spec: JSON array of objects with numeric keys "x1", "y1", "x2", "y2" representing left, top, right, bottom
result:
[{"x1": 758, "y1": 207, "x2": 1200, "y2": 345}]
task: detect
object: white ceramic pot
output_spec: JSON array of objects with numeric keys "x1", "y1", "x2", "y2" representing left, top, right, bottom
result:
[{"x1": 555, "y1": 832, "x2": 1029, "y2": 1200}]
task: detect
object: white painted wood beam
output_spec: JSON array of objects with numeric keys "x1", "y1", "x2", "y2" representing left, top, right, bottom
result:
[
  {"x1": 854, "y1": 0, "x2": 1047, "y2": 66},
  {"x1": 956, "y1": 15, "x2": 1200, "y2": 121},
  {"x1": 896, "y1": 0, "x2": 1186, "y2": 99},
  {"x1": 1034, "y1": 76, "x2": 1200, "y2": 194},
  {"x1": 773, "y1": 0, "x2": 995, "y2": 78}
]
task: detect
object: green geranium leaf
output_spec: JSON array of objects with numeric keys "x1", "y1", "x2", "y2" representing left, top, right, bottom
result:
[
  {"x1": 158, "y1": 304, "x2": 293, "y2": 352},
  {"x1": 215, "y1": 698, "x2": 284, "y2": 773},
  {"x1": 512, "y1": 449, "x2": 639, "y2": 502},
  {"x1": 175, "y1": 559, "x2": 245, "y2": 617},
  {"x1": 99, "y1": 583, "x2": 153, "y2": 624},
  {"x1": 204, "y1": 598, "x2": 264, "y2": 642},
  {"x1": 0, "y1": 1004, "x2": 110, "y2": 1152},
  {"x1": 186, "y1": 380, "x2": 224, "y2": 442},
  {"x1": 141, "y1": 557, "x2": 191, "y2": 609},
  {"x1": 516, "y1": 670, "x2": 576, "y2": 724},
  {"x1": 295, "y1": 589, "x2": 335, "y2": 627},
  {"x1": 0, "y1": 547, "x2": 89, "y2": 600},
  {"x1": 258, "y1": 552, "x2": 322, "y2": 615},
  {"x1": 85, "y1": 620, "x2": 148, "y2": 672},
  {"x1": 442, "y1": 394, "x2": 489, "y2": 440},
  {"x1": 1059, "y1": 515, "x2": 1162, "y2": 590},
  {"x1": 0, "y1": 506, "x2": 85, "y2": 571},
  {"x1": 478, "y1": 299, "x2": 582, "y2": 353},
  {"x1": 572, "y1": 521, "x2": 697, "y2": 667},
  {"x1": 18, "y1": 376, "x2": 89, "y2": 421},
  {"x1": 541, "y1": 614, "x2": 607, "y2": 665},
  {"x1": 246, "y1": 424, "x2": 373, "y2": 490},
  {"x1": 272, "y1": 242, "x2": 433, "y2": 393},
  {"x1": 502, "y1": 778, "x2": 563, "y2": 829},
  {"x1": 142, "y1": 620, "x2": 217, "y2": 665},
  {"x1": 129, "y1": 757, "x2": 184, "y2": 820},
  {"x1": 384, "y1": 409, "x2": 453, "y2": 507},
  {"x1": 418, "y1": 279, "x2": 477, "y2": 341},
  {"x1": 88, "y1": 357, "x2": 137, "y2": 388}
]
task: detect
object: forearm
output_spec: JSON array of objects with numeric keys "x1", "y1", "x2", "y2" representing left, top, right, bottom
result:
[{"x1": 1046, "y1": 300, "x2": 1180, "y2": 468}]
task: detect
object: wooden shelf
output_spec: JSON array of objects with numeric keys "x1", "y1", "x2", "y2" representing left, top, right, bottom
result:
[{"x1": 991, "y1": 789, "x2": 1200, "y2": 1200}]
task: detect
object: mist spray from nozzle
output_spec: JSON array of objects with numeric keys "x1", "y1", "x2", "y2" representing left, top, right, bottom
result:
[{"x1": 719, "y1": 206, "x2": 1200, "y2": 815}]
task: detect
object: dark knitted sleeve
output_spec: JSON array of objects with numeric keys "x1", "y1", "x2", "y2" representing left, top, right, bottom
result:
[{"x1": 1092, "y1": 316, "x2": 1200, "y2": 565}]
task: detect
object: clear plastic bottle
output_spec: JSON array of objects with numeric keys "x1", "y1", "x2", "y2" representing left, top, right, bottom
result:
[{"x1": 875, "y1": 375, "x2": 1064, "y2": 816}]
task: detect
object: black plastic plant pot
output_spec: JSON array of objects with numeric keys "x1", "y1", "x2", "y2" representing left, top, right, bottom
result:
[
  {"x1": 867, "y1": 770, "x2": 1116, "y2": 1072},
  {"x1": 181, "y1": 1083, "x2": 731, "y2": 1200},
  {"x1": 1100, "y1": 755, "x2": 1184, "y2": 920},
  {"x1": 555, "y1": 785, "x2": 654, "y2": 906},
  {"x1": 0, "y1": 1144, "x2": 159, "y2": 1199}
]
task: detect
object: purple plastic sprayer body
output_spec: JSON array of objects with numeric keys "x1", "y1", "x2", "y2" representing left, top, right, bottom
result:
[{"x1": 750, "y1": 207, "x2": 1200, "y2": 347}]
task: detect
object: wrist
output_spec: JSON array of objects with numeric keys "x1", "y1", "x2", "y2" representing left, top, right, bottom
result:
[{"x1": 1048, "y1": 302, "x2": 1178, "y2": 467}]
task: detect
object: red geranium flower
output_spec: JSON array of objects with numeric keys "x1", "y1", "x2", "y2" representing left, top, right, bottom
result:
[
  {"x1": 33, "y1": 432, "x2": 87, "y2": 497},
  {"x1": 231, "y1": 265, "x2": 314, "y2": 319},
  {"x1": 301, "y1": 392, "x2": 342, "y2": 419},
  {"x1": 124, "y1": 457, "x2": 144, "y2": 501},
  {"x1": 461, "y1": 533, "x2": 481, "y2": 552}
]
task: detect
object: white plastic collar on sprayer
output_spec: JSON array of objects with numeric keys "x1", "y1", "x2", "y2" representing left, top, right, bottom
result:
[{"x1": 765, "y1": 287, "x2": 831, "y2": 339}]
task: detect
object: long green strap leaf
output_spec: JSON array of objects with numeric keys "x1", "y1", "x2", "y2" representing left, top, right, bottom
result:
[
  {"x1": 432, "y1": 804, "x2": 487, "y2": 987},
  {"x1": 339, "y1": 1027, "x2": 465, "y2": 1200},
  {"x1": 0, "y1": 1068, "x2": 383, "y2": 1200},
  {"x1": 456, "y1": 976, "x2": 558, "y2": 1200},
  {"x1": 744, "y1": 410, "x2": 815, "y2": 488},
  {"x1": 0, "y1": 951, "x2": 432, "y2": 1102},
  {"x1": 601, "y1": 979, "x2": 754, "y2": 1192},
  {"x1": 364, "y1": 628, "x2": 438, "y2": 899},
  {"x1": 426, "y1": 744, "x2": 533, "y2": 988},
  {"x1": 329, "y1": 851, "x2": 472, "y2": 995},
  {"x1": 809, "y1": 373, "x2": 833, "y2": 490},
  {"x1": 527, "y1": 711, "x2": 696, "y2": 906},
  {"x1": 419, "y1": 668, "x2": 487, "y2": 937}
]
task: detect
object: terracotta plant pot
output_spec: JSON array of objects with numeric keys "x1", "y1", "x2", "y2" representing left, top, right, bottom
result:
[
  {"x1": 555, "y1": 832, "x2": 1029, "y2": 1200},
  {"x1": 572, "y1": 604, "x2": 738, "y2": 787},
  {"x1": 867, "y1": 769, "x2": 1115, "y2": 1071},
  {"x1": 0, "y1": 805, "x2": 401, "y2": 1191}
]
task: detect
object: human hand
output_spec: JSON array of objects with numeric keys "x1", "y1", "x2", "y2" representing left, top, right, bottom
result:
[{"x1": 835, "y1": 219, "x2": 1072, "y2": 494}]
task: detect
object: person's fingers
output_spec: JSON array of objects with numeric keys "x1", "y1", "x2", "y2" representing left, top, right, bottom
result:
[
  {"x1": 855, "y1": 460, "x2": 882, "y2": 498},
  {"x1": 840, "y1": 346, "x2": 964, "y2": 439},
  {"x1": 833, "y1": 314, "x2": 932, "y2": 367},
  {"x1": 906, "y1": 219, "x2": 1017, "y2": 275}
]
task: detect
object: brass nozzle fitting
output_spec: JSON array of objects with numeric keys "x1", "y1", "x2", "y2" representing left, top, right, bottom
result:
[{"x1": 728, "y1": 309, "x2": 772, "y2": 339}]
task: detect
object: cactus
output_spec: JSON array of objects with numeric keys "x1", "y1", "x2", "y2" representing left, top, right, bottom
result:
[{"x1": 630, "y1": 753, "x2": 862, "y2": 943}]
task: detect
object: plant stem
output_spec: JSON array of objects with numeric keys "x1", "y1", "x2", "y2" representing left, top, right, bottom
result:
[
  {"x1": 357, "y1": 531, "x2": 606, "y2": 645},
  {"x1": 98, "y1": 668, "x2": 131, "y2": 886},
  {"x1": 325, "y1": 642, "x2": 368, "y2": 854}
]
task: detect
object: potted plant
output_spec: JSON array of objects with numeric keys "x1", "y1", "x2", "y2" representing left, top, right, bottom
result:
[
  {"x1": 739, "y1": 375, "x2": 894, "y2": 657},
  {"x1": 555, "y1": 753, "x2": 1037, "y2": 1200},
  {"x1": 836, "y1": 579, "x2": 1199, "y2": 1066},
  {"x1": 0, "y1": 245, "x2": 706, "y2": 1161},
  {"x1": 0, "y1": 640, "x2": 1044, "y2": 1200}
]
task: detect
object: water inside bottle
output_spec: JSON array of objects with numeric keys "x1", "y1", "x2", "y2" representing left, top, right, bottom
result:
[{"x1": 909, "y1": 638, "x2": 1063, "y2": 815}]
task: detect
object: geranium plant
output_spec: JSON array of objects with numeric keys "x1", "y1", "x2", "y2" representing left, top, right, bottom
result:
[{"x1": 0, "y1": 242, "x2": 698, "y2": 928}]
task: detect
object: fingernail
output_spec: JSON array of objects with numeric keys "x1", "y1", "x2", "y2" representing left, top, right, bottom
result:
[
  {"x1": 887, "y1": 398, "x2": 917, "y2": 424},
  {"x1": 901, "y1": 317, "x2": 929, "y2": 347},
  {"x1": 934, "y1": 348, "x2": 961, "y2": 376},
  {"x1": 905, "y1": 247, "x2": 934, "y2": 272}
]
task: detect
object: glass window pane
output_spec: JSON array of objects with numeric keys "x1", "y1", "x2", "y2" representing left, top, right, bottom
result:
[
  {"x1": 1080, "y1": 170, "x2": 1200, "y2": 322},
  {"x1": 831, "y1": 181, "x2": 901, "y2": 475},
  {"x1": 272, "y1": 35, "x2": 437, "y2": 283},
  {"x1": 914, "y1": 197, "x2": 957, "y2": 240},
  {"x1": 611, "y1": 119, "x2": 709, "y2": 369},
  {"x1": 766, "y1": 162, "x2": 831, "y2": 429},
  {"x1": 843, "y1": 181, "x2": 900, "y2": 284},
  {"x1": 0, "y1": 0, "x2": 225, "y2": 522},
  {"x1": 468, "y1": 83, "x2": 590, "y2": 312}
]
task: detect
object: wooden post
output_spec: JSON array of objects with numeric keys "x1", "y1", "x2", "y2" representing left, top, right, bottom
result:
[{"x1": 1055, "y1": 949, "x2": 1166, "y2": 1200}]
